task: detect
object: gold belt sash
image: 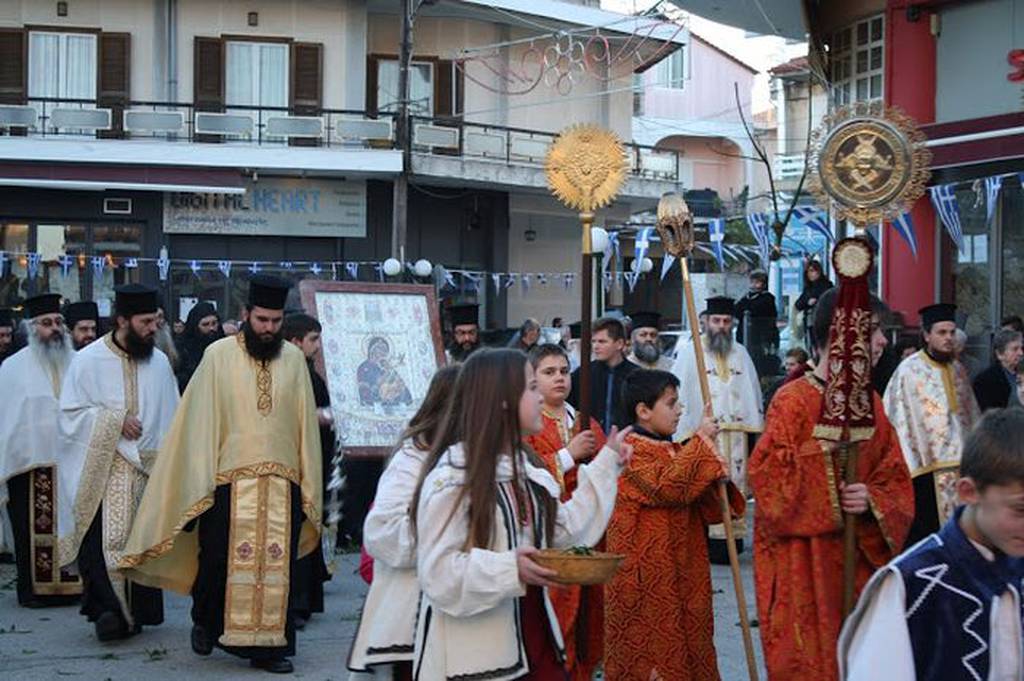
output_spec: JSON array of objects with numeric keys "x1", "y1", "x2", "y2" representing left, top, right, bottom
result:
[
  {"x1": 221, "y1": 476, "x2": 291, "y2": 648},
  {"x1": 29, "y1": 466, "x2": 82, "y2": 596},
  {"x1": 103, "y1": 455, "x2": 148, "y2": 624}
]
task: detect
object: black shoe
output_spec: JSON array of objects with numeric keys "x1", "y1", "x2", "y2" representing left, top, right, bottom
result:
[
  {"x1": 191, "y1": 624, "x2": 213, "y2": 656},
  {"x1": 708, "y1": 537, "x2": 744, "y2": 566},
  {"x1": 250, "y1": 658, "x2": 294, "y2": 673},
  {"x1": 95, "y1": 611, "x2": 125, "y2": 642}
]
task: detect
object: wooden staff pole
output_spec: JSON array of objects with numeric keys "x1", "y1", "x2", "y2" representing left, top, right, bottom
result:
[
  {"x1": 842, "y1": 443, "x2": 860, "y2": 618},
  {"x1": 680, "y1": 257, "x2": 759, "y2": 681},
  {"x1": 578, "y1": 212, "x2": 594, "y2": 427}
]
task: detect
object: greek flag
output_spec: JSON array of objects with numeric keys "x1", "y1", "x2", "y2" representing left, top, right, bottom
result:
[
  {"x1": 746, "y1": 212, "x2": 771, "y2": 266},
  {"x1": 628, "y1": 227, "x2": 653, "y2": 289},
  {"x1": 708, "y1": 217, "x2": 726, "y2": 270},
  {"x1": 791, "y1": 205, "x2": 834, "y2": 242},
  {"x1": 890, "y1": 212, "x2": 918, "y2": 260},
  {"x1": 929, "y1": 184, "x2": 964, "y2": 253},
  {"x1": 985, "y1": 175, "x2": 1003, "y2": 225},
  {"x1": 660, "y1": 254, "x2": 676, "y2": 281}
]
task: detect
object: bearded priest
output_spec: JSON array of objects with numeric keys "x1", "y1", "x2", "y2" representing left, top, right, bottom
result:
[
  {"x1": 57, "y1": 284, "x2": 179, "y2": 641},
  {"x1": 119, "y1": 275, "x2": 322, "y2": 675},
  {"x1": 883, "y1": 303, "x2": 981, "y2": 546},
  {"x1": 671, "y1": 296, "x2": 764, "y2": 561},
  {"x1": 0, "y1": 293, "x2": 82, "y2": 607}
]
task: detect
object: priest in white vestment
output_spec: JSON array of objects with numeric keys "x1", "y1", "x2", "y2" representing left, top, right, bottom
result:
[
  {"x1": 57, "y1": 284, "x2": 179, "y2": 641},
  {"x1": 883, "y1": 303, "x2": 981, "y2": 546},
  {"x1": 672, "y1": 296, "x2": 763, "y2": 560},
  {"x1": 0, "y1": 293, "x2": 82, "y2": 606}
]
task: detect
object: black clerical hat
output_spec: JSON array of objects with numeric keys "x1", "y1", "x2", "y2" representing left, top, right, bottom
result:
[
  {"x1": 704, "y1": 296, "x2": 735, "y2": 317},
  {"x1": 919, "y1": 303, "x2": 957, "y2": 329},
  {"x1": 629, "y1": 310, "x2": 661, "y2": 331},
  {"x1": 248, "y1": 274, "x2": 291, "y2": 310},
  {"x1": 114, "y1": 284, "x2": 158, "y2": 317},
  {"x1": 64, "y1": 301, "x2": 99, "y2": 326},
  {"x1": 0, "y1": 308, "x2": 11, "y2": 327},
  {"x1": 448, "y1": 304, "x2": 479, "y2": 327},
  {"x1": 24, "y1": 293, "x2": 62, "y2": 319}
]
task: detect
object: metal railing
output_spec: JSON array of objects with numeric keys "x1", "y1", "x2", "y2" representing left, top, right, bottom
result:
[{"x1": 0, "y1": 97, "x2": 681, "y2": 182}]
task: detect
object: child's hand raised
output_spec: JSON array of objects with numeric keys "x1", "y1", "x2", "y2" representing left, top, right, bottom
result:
[
  {"x1": 607, "y1": 426, "x2": 635, "y2": 466},
  {"x1": 697, "y1": 403, "x2": 719, "y2": 441},
  {"x1": 567, "y1": 430, "x2": 597, "y2": 461}
]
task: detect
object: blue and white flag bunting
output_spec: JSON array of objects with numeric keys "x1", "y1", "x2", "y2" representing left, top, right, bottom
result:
[
  {"x1": 26, "y1": 252, "x2": 41, "y2": 279},
  {"x1": 985, "y1": 175, "x2": 1003, "y2": 225},
  {"x1": 660, "y1": 254, "x2": 675, "y2": 281},
  {"x1": 746, "y1": 212, "x2": 771, "y2": 266},
  {"x1": 345, "y1": 262, "x2": 360, "y2": 279},
  {"x1": 708, "y1": 217, "x2": 726, "y2": 271},
  {"x1": 890, "y1": 212, "x2": 918, "y2": 260},
  {"x1": 627, "y1": 227, "x2": 653, "y2": 289},
  {"x1": 791, "y1": 205, "x2": 834, "y2": 242},
  {"x1": 217, "y1": 260, "x2": 232, "y2": 278},
  {"x1": 929, "y1": 184, "x2": 965, "y2": 253},
  {"x1": 92, "y1": 256, "x2": 106, "y2": 280}
]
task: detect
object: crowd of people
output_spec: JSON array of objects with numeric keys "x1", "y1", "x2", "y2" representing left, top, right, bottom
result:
[{"x1": 1, "y1": 263, "x2": 1024, "y2": 681}]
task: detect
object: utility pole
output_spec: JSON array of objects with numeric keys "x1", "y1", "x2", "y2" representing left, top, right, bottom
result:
[{"x1": 391, "y1": 0, "x2": 414, "y2": 260}]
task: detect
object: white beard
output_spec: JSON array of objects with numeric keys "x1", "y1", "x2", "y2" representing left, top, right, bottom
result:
[{"x1": 27, "y1": 325, "x2": 74, "y2": 385}]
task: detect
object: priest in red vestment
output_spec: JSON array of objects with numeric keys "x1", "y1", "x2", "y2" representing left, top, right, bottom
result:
[
  {"x1": 750, "y1": 283, "x2": 913, "y2": 681},
  {"x1": 525, "y1": 344, "x2": 607, "y2": 681}
]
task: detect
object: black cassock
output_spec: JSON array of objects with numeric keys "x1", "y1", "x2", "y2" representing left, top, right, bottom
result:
[
  {"x1": 7, "y1": 471, "x2": 80, "y2": 607},
  {"x1": 77, "y1": 504, "x2": 163, "y2": 629},
  {"x1": 291, "y1": 362, "x2": 333, "y2": 620},
  {"x1": 190, "y1": 481, "x2": 305, "y2": 660}
]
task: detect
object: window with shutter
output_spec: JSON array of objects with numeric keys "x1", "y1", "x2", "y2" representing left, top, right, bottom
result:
[
  {"x1": 194, "y1": 37, "x2": 224, "y2": 112},
  {"x1": 290, "y1": 42, "x2": 322, "y2": 113},
  {"x1": 98, "y1": 32, "x2": 130, "y2": 138},
  {"x1": 0, "y1": 29, "x2": 26, "y2": 106}
]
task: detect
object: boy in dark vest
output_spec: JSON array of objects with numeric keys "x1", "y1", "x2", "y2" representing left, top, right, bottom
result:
[{"x1": 839, "y1": 408, "x2": 1024, "y2": 681}]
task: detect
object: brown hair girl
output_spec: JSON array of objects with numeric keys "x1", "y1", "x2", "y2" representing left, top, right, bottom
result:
[{"x1": 397, "y1": 364, "x2": 461, "y2": 453}]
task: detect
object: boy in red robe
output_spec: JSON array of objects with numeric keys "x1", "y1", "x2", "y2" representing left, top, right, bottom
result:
[
  {"x1": 749, "y1": 287, "x2": 914, "y2": 681},
  {"x1": 525, "y1": 344, "x2": 607, "y2": 681},
  {"x1": 604, "y1": 369, "x2": 743, "y2": 681}
]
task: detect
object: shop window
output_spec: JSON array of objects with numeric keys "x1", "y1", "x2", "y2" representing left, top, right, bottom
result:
[
  {"x1": 225, "y1": 41, "x2": 289, "y2": 109},
  {"x1": 1001, "y1": 182, "x2": 1024, "y2": 325},
  {"x1": 0, "y1": 223, "x2": 29, "y2": 308},
  {"x1": 376, "y1": 59, "x2": 434, "y2": 116},
  {"x1": 28, "y1": 31, "x2": 98, "y2": 102},
  {"x1": 38, "y1": 224, "x2": 87, "y2": 303},
  {"x1": 828, "y1": 15, "x2": 883, "y2": 105},
  {"x1": 950, "y1": 185, "x2": 992, "y2": 344}
]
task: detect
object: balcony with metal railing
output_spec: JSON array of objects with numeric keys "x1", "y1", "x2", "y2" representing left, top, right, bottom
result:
[{"x1": 0, "y1": 97, "x2": 682, "y2": 198}]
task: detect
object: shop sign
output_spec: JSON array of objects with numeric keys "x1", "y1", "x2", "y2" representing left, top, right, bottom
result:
[{"x1": 163, "y1": 177, "x2": 367, "y2": 238}]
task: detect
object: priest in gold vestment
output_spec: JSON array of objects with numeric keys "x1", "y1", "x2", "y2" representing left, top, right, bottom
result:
[
  {"x1": 120, "y1": 275, "x2": 322, "y2": 674},
  {"x1": 882, "y1": 303, "x2": 980, "y2": 547}
]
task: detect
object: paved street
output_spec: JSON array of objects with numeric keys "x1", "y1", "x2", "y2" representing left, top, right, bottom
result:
[{"x1": 0, "y1": 526, "x2": 766, "y2": 680}]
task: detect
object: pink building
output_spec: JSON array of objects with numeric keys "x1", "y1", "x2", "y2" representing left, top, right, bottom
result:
[{"x1": 633, "y1": 32, "x2": 759, "y2": 207}]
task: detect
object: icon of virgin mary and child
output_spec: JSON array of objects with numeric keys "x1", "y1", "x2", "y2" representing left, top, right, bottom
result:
[{"x1": 356, "y1": 335, "x2": 412, "y2": 411}]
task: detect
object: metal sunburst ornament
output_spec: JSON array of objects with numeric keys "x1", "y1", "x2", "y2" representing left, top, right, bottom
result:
[
  {"x1": 807, "y1": 101, "x2": 931, "y2": 229},
  {"x1": 545, "y1": 124, "x2": 628, "y2": 216}
]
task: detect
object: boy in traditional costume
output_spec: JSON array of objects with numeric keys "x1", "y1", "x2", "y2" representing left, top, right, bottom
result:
[
  {"x1": 840, "y1": 407, "x2": 1024, "y2": 681},
  {"x1": 604, "y1": 369, "x2": 742, "y2": 681},
  {"x1": 525, "y1": 344, "x2": 606, "y2": 681},
  {"x1": 750, "y1": 280, "x2": 914, "y2": 681}
]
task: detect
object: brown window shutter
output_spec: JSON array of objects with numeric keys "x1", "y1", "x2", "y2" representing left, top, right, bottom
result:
[
  {"x1": 0, "y1": 29, "x2": 26, "y2": 105},
  {"x1": 193, "y1": 37, "x2": 224, "y2": 112},
  {"x1": 98, "y1": 32, "x2": 130, "y2": 138},
  {"x1": 290, "y1": 42, "x2": 322, "y2": 113},
  {"x1": 366, "y1": 55, "x2": 379, "y2": 116}
]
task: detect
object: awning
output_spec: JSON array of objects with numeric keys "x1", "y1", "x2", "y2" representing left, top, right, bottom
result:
[
  {"x1": 0, "y1": 162, "x2": 245, "y2": 194},
  {"x1": 663, "y1": 0, "x2": 806, "y2": 39},
  {"x1": 924, "y1": 112, "x2": 1024, "y2": 170}
]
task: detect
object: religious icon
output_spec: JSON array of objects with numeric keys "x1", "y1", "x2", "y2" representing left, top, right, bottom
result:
[{"x1": 299, "y1": 281, "x2": 445, "y2": 457}]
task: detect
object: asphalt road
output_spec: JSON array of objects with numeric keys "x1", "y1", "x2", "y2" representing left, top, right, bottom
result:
[{"x1": 0, "y1": 526, "x2": 767, "y2": 680}]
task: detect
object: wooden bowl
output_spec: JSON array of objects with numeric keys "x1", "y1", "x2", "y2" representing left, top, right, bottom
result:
[{"x1": 532, "y1": 549, "x2": 626, "y2": 585}]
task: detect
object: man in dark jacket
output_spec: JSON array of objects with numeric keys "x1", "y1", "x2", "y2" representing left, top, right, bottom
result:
[
  {"x1": 568, "y1": 316, "x2": 638, "y2": 433},
  {"x1": 735, "y1": 270, "x2": 780, "y2": 377},
  {"x1": 973, "y1": 328, "x2": 1023, "y2": 411}
]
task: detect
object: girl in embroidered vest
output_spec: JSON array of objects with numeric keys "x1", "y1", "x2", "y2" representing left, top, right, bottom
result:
[
  {"x1": 841, "y1": 407, "x2": 1024, "y2": 681},
  {"x1": 411, "y1": 348, "x2": 632, "y2": 681},
  {"x1": 524, "y1": 343, "x2": 607, "y2": 681},
  {"x1": 349, "y1": 364, "x2": 460, "y2": 681}
]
